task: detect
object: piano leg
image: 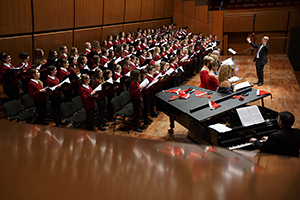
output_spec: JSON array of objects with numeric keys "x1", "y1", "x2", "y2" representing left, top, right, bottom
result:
[
  {"x1": 168, "y1": 111, "x2": 175, "y2": 135},
  {"x1": 261, "y1": 98, "x2": 264, "y2": 107}
]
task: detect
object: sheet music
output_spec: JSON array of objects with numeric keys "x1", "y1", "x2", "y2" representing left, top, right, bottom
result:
[
  {"x1": 155, "y1": 73, "x2": 163, "y2": 80},
  {"x1": 166, "y1": 68, "x2": 175, "y2": 75},
  {"x1": 146, "y1": 79, "x2": 158, "y2": 89},
  {"x1": 36, "y1": 64, "x2": 42, "y2": 71},
  {"x1": 92, "y1": 66, "x2": 99, "y2": 71},
  {"x1": 115, "y1": 57, "x2": 122, "y2": 64},
  {"x1": 125, "y1": 71, "x2": 130, "y2": 77},
  {"x1": 114, "y1": 77, "x2": 120, "y2": 83},
  {"x1": 140, "y1": 78, "x2": 149, "y2": 90},
  {"x1": 77, "y1": 73, "x2": 81, "y2": 78},
  {"x1": 103, "y1": 62, "x2": 108, "y2": 68},
  {"x1": 209, "y1": 123, "x2": 232, "y2": 133},
  {"x1": 59, "y1": 78, "x2": 71, "y2": 86},
  {"x1": 106, "y1": 77, "x2": 113, "y2": 84},
  {"x1": 228, "y1": 76, "x2": 242, "y2": 83},
  {"x1": 180, "y1": 55, "x2": 189, "y2": 62},
  {"x1": 221, "y1": 57, "x2": 235, "y2": 66},
  {"x1": 155, "y1": 59, "x2": 162, "y2": 64},
  {"x1": 228, "y1": 48, "x2": 237, "y2": 55},
  {"x1": 236, "y1": 105, "x2": 265, "y2": 127},
  {"x1": 136, "y1": 65, "x2": 147, "y2": 70},
  {"x1": 234, "y1": 81, "x2": 251, "y2": 91},
  {"x1": 125, "y1": 54, "x2": 132, "y2": 58},
  {"x1": 93, "y1": 84, "x2": 102, "y2": 92},
  {"x1": 83, "y1": 65, "x2": 90, "y2": 71}
]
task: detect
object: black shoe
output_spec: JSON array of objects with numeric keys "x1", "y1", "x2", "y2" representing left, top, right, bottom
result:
[
  {"x1": 133, "y1": 127, "x2": 143, "y2": 132},
  {"x1": 253, "y1": 82, "x2": 260, "y2": 85},
  {"x1": 103, "y1": 123, "x2": 109, "y2": 126},
  {"x1": 258, "y1": 82, "x2": 263, "y2": 86},
  {"x1": 98, "y1": 125, "x2": 106, "y2": 131}
]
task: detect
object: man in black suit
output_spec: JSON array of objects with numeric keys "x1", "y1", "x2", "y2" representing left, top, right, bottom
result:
[
  {"x1": 250, "y1": 111, "x2": 300, "y2": 157},
  {"x1": 247, "y1": 36, "x2": 270, "y2": 86}
]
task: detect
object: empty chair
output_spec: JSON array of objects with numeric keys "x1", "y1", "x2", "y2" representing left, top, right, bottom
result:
[
  {"x1": 120, "y1": 90, "x2": 133, "y2": 109},
  {"x1": 60, "y1": 102, "x2": 86, "y2": 129},
  {"x1": 72, "y1": 96, "x2": 86, "y2": 114},
  {"x1": 111, "y1": 96, "x2": 133, "y2": 132},
  {"x1": 22, "y1": 93, "x2": 36, "y2": 112},
  {"x1": 3, "y1": 100, "x2": 35, "y2": 122}
]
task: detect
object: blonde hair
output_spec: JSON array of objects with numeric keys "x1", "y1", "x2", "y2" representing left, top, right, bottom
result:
[
  {"x1": 218, "y1": 64, "x2": 232, "y2": 83},
  {"x1": 85, "y1": 42, "x2": 91, "y2": 48},
  {"x1": 203, "y1": 56, "x2": 214, "y2": 66},
  {"x1": 208, "y1": 53, "x2": 218, "y2": 62},
  {"x1": 152, "y1": 47, "x2": 160, "y2": 59}
]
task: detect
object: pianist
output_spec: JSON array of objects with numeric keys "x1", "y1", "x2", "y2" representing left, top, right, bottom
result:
[{"x1": 250, "y1": 111, "x2": 300, "y2": 157}]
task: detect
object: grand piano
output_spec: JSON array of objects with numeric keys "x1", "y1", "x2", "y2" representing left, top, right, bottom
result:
[{"x1": 156, "y1": 85, "x2": 279, "y2": 150}]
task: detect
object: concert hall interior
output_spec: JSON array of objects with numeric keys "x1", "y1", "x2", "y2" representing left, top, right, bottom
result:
[{"x1": 0, "y1": 0, "x2": 300, "y2": 199}]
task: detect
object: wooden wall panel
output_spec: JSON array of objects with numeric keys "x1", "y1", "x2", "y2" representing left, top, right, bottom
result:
[
  {"x1": 208, "y1": 11, "x2": 213, "y2": 35},
  {"x1": 154, "y1": 0, "x2": 165, "y2": 19},
  {"x1": 174, "y1": 0, "x2": 182, "y2": 13},
  {"x1": 255, "y1": 32, "x2": 287, "y2": 54},
  {"x1": 183, "y1": 1, "x2": 195, "y2": 18},
  {"x1": 0, "y1": 0, "x2": 32, "y2": 36},
  {"x1": 124, "y1": 0, "x2": 141, "y2": 22},
  {"x1": 183, "y1": 16, "x2": 195, "y2": 33},
  {"x1": 223, "y1": 33, "x2": 228, "y2": 55},
  {"x1": 139, "y1": 21, "x2": 154, "y2": 30},
  {"x1": 103, "y1": 0, "x2": 124, "y2": 24},
  {"x1": 196, "y1": 5, "x2": 208, "y2": 22},
  {"x1": 173, "y1": 11, "x2": 183, "y2": 29},
  {"x1": 101, "y1": 25, "x2": 124, "y2": 41},
  {"x1": 164, "y1": 0, "x2": 174, "y2": 18},
  {"x1": 228, "y1": 33, "x2": 251, "y2": 56},
  {"x1": 74, "y1": 28, "x2": 102, "y2": 53},
  {"x1": 75, "y1": 0, "x2": 103, "y2": 28},
  {"x1": 195, "y1": 21, "x2": 208, "y2": 36},
  {"x1": 34, "y1": 31, "x2": 73, "y2": 60},
  {"x1": 0, "y1": 36, "x2": 32, "y2": 67},
  {"x1": 224, "y1": 15, "x2": 254, "y2": 32},
  {"x1": 33, "y1": 0, "x2": 74, "y2": 32},
  {"x1": 255, "y1": 12, "x2": 289, "y2": 32},
  {"x1": 289, "y1": 12, "x2": 300, "y2": 30},
  {"x1": 123, "y1": 23, "x2": 140, "y2": 35},
  {"x1": 162, "y1": 19, "x2": 172, "y2": 27},
  {"x1": 141, "y1": 0, "x2": 155, "y2": 20},
  {"x1": 211, "y1": 11, "x2": 224, "y2": 50},
  {"x1": 153, "y1": 20, "x2": 164, "y2": 29}
]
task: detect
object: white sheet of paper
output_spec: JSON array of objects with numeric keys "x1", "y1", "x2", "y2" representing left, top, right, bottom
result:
[
  {"x1": 236, "y1": 105, "x2": 265, "y2": 127},
  {"x1": 228, "y1": 48, "x2": 237, "y2": 55},
  {"x1": 166, "y1": 68, "x2": 175, "y2": 75},
  {"x1": 222, "y1": 57, "x2": 235, "y2": 66},
  {"x1": 106, "y1": 77, "x2": 113, "y2": 84},
  {"x1": 146, "y1": 79, "x2": 158, "y2": 89},
  {"x1": 228, "y1": 76, "x2": 242, "y2": 83},
  {"x1": 209, "y1": 123, "x2": 232, "y2": 133},
  {"x1": 93, "y1": 84, "x2": 102, "y2": 92},
  {"x1": 59, "y1": 78, "x2": 71, "y2": 86},
  {"x1": 234, "y1": 81, "x2": 251, "y2": 91},
  {"x1": 140, "y1": 78, "x2": 149, "y2": 90}
]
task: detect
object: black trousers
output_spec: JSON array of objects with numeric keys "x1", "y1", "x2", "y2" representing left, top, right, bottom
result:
[
  {"x1": 21, "y1": 79, "x2": 29, "y2": 94},
  {"x1": 96, "y1": 99, "x2": 105, "y2": 127},
  {"x1": 4, "y1": 85, "x2": 19, "y2": 101},
  {"x1": 131, "y1": 99, "x2": 141, "y2": 128},
  {"x1": 50, "y1": 96, "x2": 62, "y2": 125},
  {"x1": 142, "y1": 93, "x2": 150, "y2": 122},
  {"x1": 62, "y1": 89, "x2": 72, "y2": 103},
  {"x1": 106, "y1": 93, "x2": 115, "y2": 121},
  {"x1": 86, "y1": 106, "x2": 95, "y2": 131},
  {"x1": 34, "y1": 101, "x2": 47, "y2": 124},
  {"x1": 255, "y1": 60, "x2": 265, "y2": 83}
]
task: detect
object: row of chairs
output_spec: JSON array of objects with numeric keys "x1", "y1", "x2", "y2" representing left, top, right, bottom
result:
[{"x1": 2, "y1": 90, "x2": 137, "y2": 132}]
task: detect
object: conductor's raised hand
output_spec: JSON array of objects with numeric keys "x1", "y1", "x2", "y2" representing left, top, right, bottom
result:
[{"x1": 246, "y1": 37, "x2": 251, "y2": 43}]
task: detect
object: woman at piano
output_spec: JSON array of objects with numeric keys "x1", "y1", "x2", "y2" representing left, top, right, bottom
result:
[{"x1": 216, "y1": 64, "x2": 234, "y2": 94}]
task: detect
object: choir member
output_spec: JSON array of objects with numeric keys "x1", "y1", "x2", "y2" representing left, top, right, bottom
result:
[
  {"x1": 216, "y1": 64, "x2": 234, "y2": 94},
  {"x1": 34, "y1": 48, "x2": 47, "y2": 84},
  {"x1": 46, "y1": 49, "x2": 59, "y2": 68},
  {"x1": 152, "y1": 47, "x2": 161, "y2": 61},
  {"x1": 59, "y1": 45, "x2": 68, "y2": 60},
  {"x1": 93, "y1": 68, "x2": 109, "y2": 131},
  {"x1": 69, "y1": 47, "x2": 79, "y2": 59},
  {"x1": 103, "y1": 69, "x2": 116, "y2": 122},
  {"x1": 92, "y1": 40, "x2": 101, "y2": 55},
  {"x1": 113, "y1": 34, "x2": 120, "y2": 46},
  {"x1": 84, "y1": 42, "x2": 92, "y2": 56},
  {"x1": 113, "y1": 65, "x2": 124, "y2": 95},
  {"x1": 199, "y1": 56, "x2": 214, "y2": 89},
  {"x1": 77, "y1": 55, "x2": 88, "y2": 71},
  {"x1": 28, "y1": 68, "x2": 48, "y2": 124},
  {"x1": 79, "y1": 73, "x2": 98, "y2": 131},
  {"x1": 57, "y1": 59, "x2": 72, "y2": 102},
  {"x1": 0, "y1": 52, "x2": 19, "y2": 100},
  {"x1": 100, "y1": 39, "x2": 107, "y2": 51},
  {"x1": 207, "y1": 60, "x2": 219, "y2": 91},
  {"x1": 129, "y1": 69, "x2": 143, "y2": 132},
  {"x1": 107, "y1": 35, "x2": 113, "y2": 49},
  {"x1": 45, "y1": 65, "x2": 63, "y2": 126},
  {"x1": 68, "y1": 56, "x2": 80, "y2": 97},
  {"x1": 17, "y1": 52, "x2": 32, "y2": 94}
]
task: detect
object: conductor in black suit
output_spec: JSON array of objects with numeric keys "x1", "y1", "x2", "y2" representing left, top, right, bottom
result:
[
  {"x1": 250, "y1": 111, "x2": 300, "y2": 157},
  {"x1": 247, "y1": 36, "x2": 270, "y2": 86}
]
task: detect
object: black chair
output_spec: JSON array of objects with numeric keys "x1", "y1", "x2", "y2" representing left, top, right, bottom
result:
[
  {"x1": 111, "y1": 96, "x2": 133, "y2": 132},
  {"x1": 60, "y1": 102, "x2": 86, "y2": 129},
  {"x1": 22, "y1": 93, "x2": 36, "y2": 112},
  {"x1": 3, "y1": 100, "x2": 35, "y2": 122},
  {"x1": 120, "y1": 91, "x2": 133, "y2": 109},
  {"x1": 71, "y1": 96, "x2": 86, "y2": 114}
]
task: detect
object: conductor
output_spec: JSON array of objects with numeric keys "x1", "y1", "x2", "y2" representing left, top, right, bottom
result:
[{"x1": 247, "y1": 36, "x2": 270, "y2": 86}]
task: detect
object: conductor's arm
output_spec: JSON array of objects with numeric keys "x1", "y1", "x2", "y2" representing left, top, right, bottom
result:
[{"x1": 247, "y1": 37, "x2": 259, "y2": 48}]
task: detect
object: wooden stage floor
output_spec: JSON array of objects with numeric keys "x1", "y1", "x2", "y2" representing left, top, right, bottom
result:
[{"x1": 1, "y1": 54, "x2": 299, "y2": 141}]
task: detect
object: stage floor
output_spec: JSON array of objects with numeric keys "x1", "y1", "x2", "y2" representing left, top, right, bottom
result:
[{"x1": 0, "y1": 54, "x2": 299, "y2": 141}]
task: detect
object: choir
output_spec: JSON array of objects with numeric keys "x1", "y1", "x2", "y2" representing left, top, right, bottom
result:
[{"x1": 0, "y1": 24, "x2": 230, "y2": 132}]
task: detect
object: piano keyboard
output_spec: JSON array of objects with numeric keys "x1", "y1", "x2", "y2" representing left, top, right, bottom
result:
[{"x1": 227, "y1": 140, "x2": 264, "y2": 151}]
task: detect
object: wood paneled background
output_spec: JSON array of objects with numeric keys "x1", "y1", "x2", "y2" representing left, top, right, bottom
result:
[
  {"x1": 1, "y1": 0, "x2": 299, "y2": 67},
  {"x1": 0, "y1": 0, "x2": 172, "y2": 66}
]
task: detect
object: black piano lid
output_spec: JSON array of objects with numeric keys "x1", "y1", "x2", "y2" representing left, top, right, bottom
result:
[{"x1": 156, "y1": 85, "x2": 271, "y2": 123}]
